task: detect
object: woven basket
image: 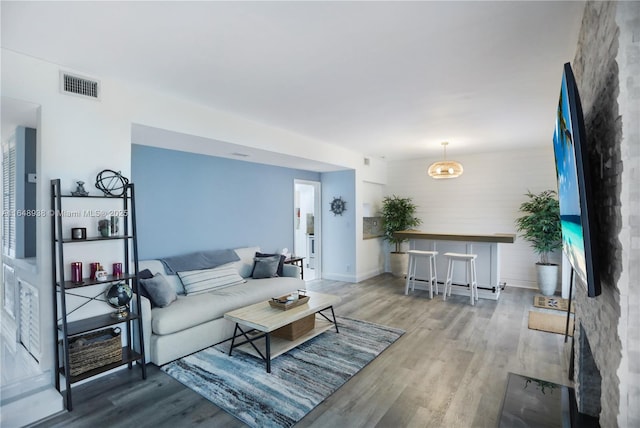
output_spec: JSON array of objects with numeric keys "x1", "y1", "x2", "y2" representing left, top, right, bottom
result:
[
  {"x1": 68, "y1": 327, "x2": 122, "y2": 376},
  {"x1": 269, "y1": 290, "x2": 310, "y2": 311},
  {"x1": 272, "y1": 314, "x2": 315, "y2": 340}
]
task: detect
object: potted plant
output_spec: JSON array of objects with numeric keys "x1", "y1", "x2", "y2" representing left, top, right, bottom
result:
[
  {"x1": 381, "y1": 195, "x2": 422, "y2": 277},
  {"x1": 515, "y1": 190, "x2": 562, "y2": 296}
]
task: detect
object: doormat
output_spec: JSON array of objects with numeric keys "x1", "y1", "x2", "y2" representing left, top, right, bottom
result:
[
  {"x1": 528, "y1": 311, "x2": 574, "y2": 336},
  {"x1": 533, "y1": 295, "x2": 574, "y2": 313}
]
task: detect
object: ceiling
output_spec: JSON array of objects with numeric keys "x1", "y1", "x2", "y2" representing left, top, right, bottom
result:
[{"x1": 1, "y1": 1, "x2": 585, "y2": 168}]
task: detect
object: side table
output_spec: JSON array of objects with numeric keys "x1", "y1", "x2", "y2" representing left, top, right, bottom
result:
[{"x1": 284, "y1": 256, "x2": 305, "y2": 280}]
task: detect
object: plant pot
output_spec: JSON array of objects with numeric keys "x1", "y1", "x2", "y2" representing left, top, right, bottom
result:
[
  {"x1": 390, "y1": 252, "x2": 409, "y2": 278},
  {"x1": 536, "y1": 263, "x2": 559, "y2": 296}
]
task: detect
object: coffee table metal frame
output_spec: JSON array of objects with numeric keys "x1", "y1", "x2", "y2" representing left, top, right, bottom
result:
[{"x1": 224, "y1": 291, "x2": 341, "y2": 373}]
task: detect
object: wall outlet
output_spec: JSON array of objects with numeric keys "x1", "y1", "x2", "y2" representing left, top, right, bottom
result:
[{"x1": 346, "y1": 264, "x2": 350, "y2": 272}]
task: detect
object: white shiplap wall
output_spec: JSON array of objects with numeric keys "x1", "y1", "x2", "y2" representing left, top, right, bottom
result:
[{"x1": 385, "y1": 146, "x2": 561, "y2": 289}]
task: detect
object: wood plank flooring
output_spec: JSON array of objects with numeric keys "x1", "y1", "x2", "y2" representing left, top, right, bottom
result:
[{"x1": 30, "y1": 274, "x2": 571, "y2": 428}]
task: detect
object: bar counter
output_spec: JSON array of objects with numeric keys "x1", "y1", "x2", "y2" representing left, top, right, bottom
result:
[
  {"x1": 394, "y1": 231, "x2": 516, "y2": 300},
  {"x1": 394, "y1": 231, "x2": 516, "y2": 244}
]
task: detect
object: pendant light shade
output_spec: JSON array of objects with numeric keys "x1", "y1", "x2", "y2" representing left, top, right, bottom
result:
[{"x1": 428, "y1": 142, "x2": 463, "y2": 179}]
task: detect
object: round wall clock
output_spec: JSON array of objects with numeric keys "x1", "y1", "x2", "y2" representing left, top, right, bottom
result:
[{"x1": 330, "y1": 196, "x2": 347, "y2": 216}]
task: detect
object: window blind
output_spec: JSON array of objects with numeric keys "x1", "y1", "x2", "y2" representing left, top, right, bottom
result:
[{"x1": 2, "y1": 141, "x2": 16, "y2": 257}]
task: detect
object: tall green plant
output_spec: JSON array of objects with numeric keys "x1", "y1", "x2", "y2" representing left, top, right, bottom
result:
[
  {"x1": 381, "y1": 195, "x2": 422, "y2": 253},
  {"x1": 515, "y1": 190, "x2": 562, "y2": 265}
]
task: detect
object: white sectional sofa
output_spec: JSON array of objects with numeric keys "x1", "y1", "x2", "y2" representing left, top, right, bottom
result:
[{"x1": 137, "y1": 246, "x2": 304, "y2": 365}]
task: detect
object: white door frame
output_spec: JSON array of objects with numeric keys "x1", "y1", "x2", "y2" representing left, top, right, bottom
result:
[{"x1": 294, "y1": 179, "x2": 321, "y2": 280}]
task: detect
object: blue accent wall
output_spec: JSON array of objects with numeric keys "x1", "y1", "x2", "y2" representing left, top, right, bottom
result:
[
  {"x1": 321, "y1": 169, "x2": 356, "y2": 280},
  {"x1": 131, "y1": 144, "x2": 320, "y2": 259}
]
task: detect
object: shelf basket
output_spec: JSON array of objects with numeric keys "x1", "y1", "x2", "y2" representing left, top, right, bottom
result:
[{"x1": 68, "y1": 327, "x2": 122, "y2": 376}]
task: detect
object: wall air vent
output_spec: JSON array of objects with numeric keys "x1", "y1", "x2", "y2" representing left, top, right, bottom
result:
[{"x1": 60, "y1": 71, "x2": 100, "y2": 100}]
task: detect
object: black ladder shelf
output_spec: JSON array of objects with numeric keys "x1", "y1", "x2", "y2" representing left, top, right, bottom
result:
[{"x1": 50, "y1": 179, "x2": 146, "y2": 411}]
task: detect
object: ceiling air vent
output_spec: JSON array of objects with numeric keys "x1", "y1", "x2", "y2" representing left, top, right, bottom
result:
[{"x1": 60, "y1": 71, "x2": 100, "y2": 100}]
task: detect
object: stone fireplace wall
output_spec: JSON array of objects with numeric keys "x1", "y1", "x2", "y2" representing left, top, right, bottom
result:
[{"x1": 571, "y1": 2, "x2": 640, "y2": 427}]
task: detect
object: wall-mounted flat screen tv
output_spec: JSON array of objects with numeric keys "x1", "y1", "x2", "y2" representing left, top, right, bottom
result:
[{"x1": 552, "y1": 62, "x2": 600, "y2": 297}]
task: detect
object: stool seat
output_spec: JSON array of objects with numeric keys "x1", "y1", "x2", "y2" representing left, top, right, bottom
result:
[
  {"x1": 443, "y1": 252, "x2": 478, "y2": 305},
  {"x1": 408, "y1": 250, "x2": 438, "y2": 256},
  {"x1": 405, "y1": 250, "x2": 438, "y2": 298},
  {"x1": 443, "y1": 252, "x2": 477, "y2": 260}
]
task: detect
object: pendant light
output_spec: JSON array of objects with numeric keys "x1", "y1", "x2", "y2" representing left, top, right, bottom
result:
[{"x1": 428, "y1": 142, "x2": 464, "y2": 179}]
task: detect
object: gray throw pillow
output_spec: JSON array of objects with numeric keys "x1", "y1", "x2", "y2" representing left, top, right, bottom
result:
[
  {"x1": 252, "y1": 255, "x2": 281, "y2": 279},
  {"x1": 253, "y1": 252, "x2": 286, "y2": 276},
  {"x1": 139, "y1": 273, "x2": 177, "y2": 307}
]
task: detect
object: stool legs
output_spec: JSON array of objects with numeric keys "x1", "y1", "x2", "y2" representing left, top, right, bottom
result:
[
  {"x1": 429, "y1": 255, "x2": 438, "y2": 298},
  {"x1": 444, "y1": 256, "x2": 478, "y2": 305},
  {"x1": 405, "y1": 253, "x2": 438, "y2": 299},
  {"x1": 444, "y1": 258, "x2": 454, "y2": 300},
  {"x1": 404, "y1": 255, "x2": 414, "y2": 295},
  {"x1": 470, "y1": 258, "x2": 478, "y2": 303},
  {"x1": 467, "y1": 258, "x2": 473, "y2": 305}
]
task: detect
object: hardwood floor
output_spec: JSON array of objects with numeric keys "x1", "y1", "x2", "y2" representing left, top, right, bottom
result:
[{"x1": 31, "y1": 275, "x2": 571, "y2": 428}]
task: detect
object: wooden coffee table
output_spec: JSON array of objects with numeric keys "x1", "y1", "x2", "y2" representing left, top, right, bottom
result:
[{"x1": 224, "y1": 291, "x2": 341, "y2": 373}]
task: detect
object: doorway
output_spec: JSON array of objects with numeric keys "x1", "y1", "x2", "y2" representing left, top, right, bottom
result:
[{"x1": 293, "y1": 180, "x2": 321, "y2": 281}]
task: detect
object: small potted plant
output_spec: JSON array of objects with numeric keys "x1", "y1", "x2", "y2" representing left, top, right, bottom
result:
[
  {"x1": 381, "y1": 195, "x2": 422, "y2": 277},
  {"x1": 515, "y1": 190, "x2": 562, "y2": 296}
]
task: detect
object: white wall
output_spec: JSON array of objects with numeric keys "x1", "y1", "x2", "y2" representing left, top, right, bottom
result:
[
  {"x1": 2, "y1": 50, "x2": 133, "y2": 384},
  {"x1": 385, "y1": 147, "x2": 560, "y2": 288},
  {"x1": 1, "y1": 47, "x2": 133, "y2": 425},
  {"x1": 355, "y1": 156, "x2": 387, "y2": 281}
]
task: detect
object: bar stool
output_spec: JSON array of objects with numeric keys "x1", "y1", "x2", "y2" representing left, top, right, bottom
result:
[
  {"x1": 443, "y1": 252, "x2": 478, "y2": 305},
  {"x1": 405, "y1": 250, "x2": 439, "y2": 298}
]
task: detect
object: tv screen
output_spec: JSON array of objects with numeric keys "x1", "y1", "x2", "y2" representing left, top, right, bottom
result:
[{"x1": 552, "y1": 62, "x2": 600, "y2": 297}]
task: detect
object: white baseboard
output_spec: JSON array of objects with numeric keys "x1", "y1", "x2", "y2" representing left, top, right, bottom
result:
[
  {"x1": 355, "y1": 268, "x2": 384, "y2": 282},
  {"x1": 507, "y1": 283, "x2": 538, "y2": 290},
  {"x1": 321, "y1": 272, "x2": 356, "y2": 283}
]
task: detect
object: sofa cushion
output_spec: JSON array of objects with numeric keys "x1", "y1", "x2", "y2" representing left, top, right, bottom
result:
[
  {"x1": 139, "y1": 259, "x2": 186, "y2": 295},
  {"x1": 252, "y1": 255, "x2": 281, "y2": 279},
  {"x1": 150, "y1": 276, "x2": 303, "y2": 336},
  {"x1": 177, "y1": 264, "x2": 245, "y2": 295},
  {"x1": 252, "y1": 252, "x2": 286, "y2": 276},
  {"x1": 139, "y1": 273, "x2": 177, "y2": 308}
]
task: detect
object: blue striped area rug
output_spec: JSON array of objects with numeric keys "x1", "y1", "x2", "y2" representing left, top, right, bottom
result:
[{"x1": 161, "y1": 316, "x2": 404, "y2": 427}]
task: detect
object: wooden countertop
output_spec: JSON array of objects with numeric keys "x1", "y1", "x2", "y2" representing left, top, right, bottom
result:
[{"x1": 393, "y1": 230, "x2": 516, "y2": 244}]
